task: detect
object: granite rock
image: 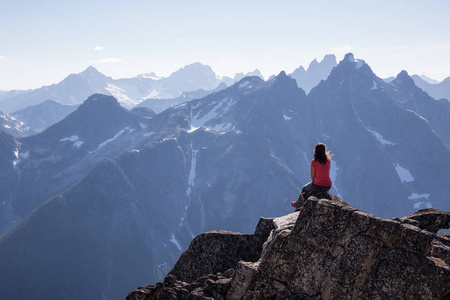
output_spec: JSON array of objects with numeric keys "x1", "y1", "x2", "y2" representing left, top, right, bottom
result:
[{"x1": 126, "y1": 194, "x2": 450, "y2": 299}]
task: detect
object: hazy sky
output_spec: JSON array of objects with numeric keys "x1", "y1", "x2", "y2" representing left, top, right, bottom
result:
[{"x1": 1, "y1": 0, "x2": 449, "y2": 90}]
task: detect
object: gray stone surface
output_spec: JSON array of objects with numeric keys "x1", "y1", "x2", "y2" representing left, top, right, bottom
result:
[{"x1": 127, "y1": 193, "x2": 450, "y2": 299}]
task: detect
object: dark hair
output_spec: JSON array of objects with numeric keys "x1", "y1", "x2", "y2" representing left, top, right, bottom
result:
[{"x1": 314, "y1": 143, "x2": 333, "y2": 164}]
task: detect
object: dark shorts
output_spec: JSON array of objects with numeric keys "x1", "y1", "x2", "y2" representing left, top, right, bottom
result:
[{"x1": 302, "y1": 181, "x2": 331, "y2": 193}]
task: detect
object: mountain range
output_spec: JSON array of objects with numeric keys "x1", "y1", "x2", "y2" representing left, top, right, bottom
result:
[
  {"x1": 0, "y1": 55, "x2": 337, "y2": 134},
  {"x1": 0, "y1": 64, "x2": 265, "y2": 114},
  {"x1": 0, "y1": 111, "x2": 37, "y2": 137},
  {"x1": 0, "y1": 53, "x2": 450, "y2": 300},
  {"x1": 11, "y1": 100, "x2": 78, "y2": 132},
  {"x1": 290, "y1": 54, "x2": 337, "y2": 94},
  {"x1": 411, "y1": 74, "x2": 450, "y2": 101},
  {"x1": 2, "y1": 54, "x2": 448, "y2": 122},
  {"x1": 136, "y1": 82, "x2": 227, "y2": 114}
]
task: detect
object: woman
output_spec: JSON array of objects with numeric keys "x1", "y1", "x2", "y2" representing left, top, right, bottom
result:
[{"x1": 291, "y1": 143, "x2": 333, "y2": 208}]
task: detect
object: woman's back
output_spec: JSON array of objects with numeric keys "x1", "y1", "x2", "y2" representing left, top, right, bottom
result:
[{"x1": 312, "y1": 159, "x2": 331, "y2": 186}]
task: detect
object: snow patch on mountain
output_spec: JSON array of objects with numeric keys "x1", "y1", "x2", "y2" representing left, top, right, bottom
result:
[
  {"x1": 408, "y1": 193, "x2": 432, "y2": 209},
  {"x1": 139, "y1": 72, "x2": 161, "y2": 80},
  {"x1": 60, "y1": 135, "x2": 84, "y2": 148},
  {"x1": 12, "y1": 148, "x2": 20, "y2": 166},
  {"x1": 104, "y1": 84, "x2": 138, "y2": 108},
  {"x1": 178, "y1": 203, "x2": 195, "y2": 239},
  {"x1": 408, "y1": 193, "x2": 430, "y2": 200},
  {"x1": 189, "y1": 97, "x2": 236, "y2": 132},
  {"x1": 407, "y1": 109, "x2": 429, "y2": 124},
  {"x1": 210, "y1": 123, "x2": 233, "y2": 131},
  {"x1": 330, "y1": 159, "x2": 342, "y2": 198},
  {"x1": 179, "y1": 205, "x2": 187, "y2": 224},
  {"x1": 1, "y1": 112, "x2": 34, "y2": 136},
  {"x1": 394, "y1": 164, "x2": 414, "y2": 183},
  {"x1": 367, "y1": 129, "x2": 395, "y2": 146},
  {"x1": 145, "y1": 89, "x2": 160, "y2": 99},
  {"x1": 188, "y1": 127, "x2": 199, "y2": 133},
  {"x1": 186, "y1": 143, "x2": 199, "y2": 196},
  {"x1": 89, "y1": 128, "x2": 129, "y2": 153},
  {"x1": 158, "y1": 262, "x2": 167, "y2": 269},
  {"x1": 414, "y1": 202, "x2": 433, "y2": 209},
  {"x1": 239, "y1": 81, "x2": 251, "y2": 88},
  {"x1": 170, "y1": 234, "x2": 182, "y2": 251},
  {"x1": 191, "y1": 104, "x2": 220, "y2": 129}
]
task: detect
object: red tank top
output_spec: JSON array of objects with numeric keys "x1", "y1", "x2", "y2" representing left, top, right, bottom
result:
[{"x1": 311, "y1": 159, "x2": 332, "y2": 186}]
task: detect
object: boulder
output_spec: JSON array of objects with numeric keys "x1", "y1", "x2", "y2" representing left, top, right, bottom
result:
[{"x1": 126, "y1": 194, "x2": 450, "y2": 299}]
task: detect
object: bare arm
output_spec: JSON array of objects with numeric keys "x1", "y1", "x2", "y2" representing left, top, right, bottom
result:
[{"x1": 310, "y1": 165, "x2": 315, "y2": 181}]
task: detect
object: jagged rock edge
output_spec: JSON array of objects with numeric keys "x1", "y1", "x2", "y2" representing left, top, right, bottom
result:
[{"x1": 126, "y1": 193, "x2": 450, "y2": 299}]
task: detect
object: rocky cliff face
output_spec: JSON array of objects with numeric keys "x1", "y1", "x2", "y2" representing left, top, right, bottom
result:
[{"x1": 126, "y1": 194, "x2": 450, "y2": 299}]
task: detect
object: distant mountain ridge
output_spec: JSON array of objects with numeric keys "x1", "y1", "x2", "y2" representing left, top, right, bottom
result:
[
  {"x1": 0, "y1": 111, "x2": 37, "y2": 137},
  {"x1": 11, "y1": 100, "x2": 78, "y2": 132},
  {"x1": 290, "y1": 54, "x2": 337, "y2": 93},
  {"x1": 411, "y1": 74, "x2": 450, "y2": 101},
  {"x1": 136, "y1": 82, "x2": 227, "y2": 114},
  {"x1": 221, "y1": 69, "x2": 265, "y2": 86},
  {"x1": 0, "y1": 64, "x2": 265, "y2": 114},
  {"x1": 1, "y1": 55, "x2": 449, "y2": 116}
]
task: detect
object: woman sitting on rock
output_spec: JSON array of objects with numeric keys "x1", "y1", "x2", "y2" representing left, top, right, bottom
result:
[{"x1": 292, "y1": 143, "x2": 333, "y2": 208}]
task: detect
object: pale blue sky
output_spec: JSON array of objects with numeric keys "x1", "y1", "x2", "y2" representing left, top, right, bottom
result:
[{"x1": 1, "y1": 0, "x2": 449, "y2": 90}]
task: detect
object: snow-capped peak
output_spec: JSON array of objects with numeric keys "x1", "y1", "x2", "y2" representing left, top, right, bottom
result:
[{"x1": 138, "y1": 72, "x2": 161, "y2": 80}]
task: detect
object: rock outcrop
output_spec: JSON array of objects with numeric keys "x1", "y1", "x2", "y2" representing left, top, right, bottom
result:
[{"x1": 126, "y1": 194, "x2": 450, "y2": 299}]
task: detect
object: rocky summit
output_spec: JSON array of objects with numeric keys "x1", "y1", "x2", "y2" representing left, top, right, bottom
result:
[{"x1": 126, "y1": 194, "x2": 450, "y2": 300}]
